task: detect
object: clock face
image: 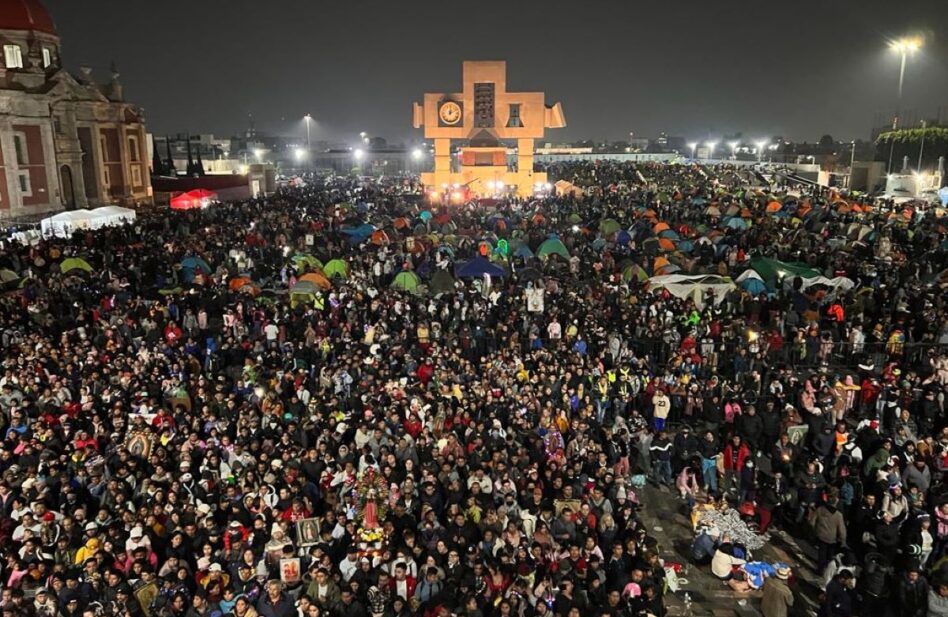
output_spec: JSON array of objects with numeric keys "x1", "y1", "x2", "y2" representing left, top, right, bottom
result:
[{"x1": 439, "y1": 101, "x2": 462, "y2": 125}]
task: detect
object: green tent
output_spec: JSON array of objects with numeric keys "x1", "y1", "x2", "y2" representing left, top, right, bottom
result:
[
  {"x1": 567, "y1": 213, "x2": 583, "y2": 224},
  {"x1": 748, "y1": 257, "x2": 820, "y2": 283},
  {"x1": 60, "y1": 257, "x2": 93, "y2": 274},
  {"x1": 429, "y1": 269, "x2": 457, "y2": 296},
  {"x1": 621, "y1": 264, "x2": 648, "y2": 283},
  {"x1": 391, "y1": 271, "x2": 422, "y2": 294},
  {"x1": 0, "y1": 269, "x2": 19, "y2": 284},
  {"x1": 537, "y1": 238, "x2": 570, "y2": 260},
  {"x1": 323, "y1": 259, "x2": 349, "y2": 279},
  {"x1": 599, "y1": 218, "x2": 622, "y2": 236}
]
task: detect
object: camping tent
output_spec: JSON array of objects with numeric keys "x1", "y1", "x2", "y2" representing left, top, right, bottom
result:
[
  {"x1": 537, "y1": 238, "x2": 570, "y2": 260},
  {"x1": 429, "y1": 270, "x2": 458, "y2": 296},
  {"x1": 41, "y1": 206, "x2": 138, "y2": 238},
  {"x1": 648, "y1": 274, "x2": 735, "y2": 310},
  {"x1": 455, "y1": 256, "x2": 508, "y2": 278},
  {"x1": 323, "y1": 259, "x2": 349, "y2": 279},
  {"x1": 391, "y1": 271, "x2": 422, "y2": 294}
]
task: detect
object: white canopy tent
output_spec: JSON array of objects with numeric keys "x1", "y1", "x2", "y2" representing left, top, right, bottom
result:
[
  {"x1": 648, "y1": 274, "x2": 736, "y2": 310},
  {"x1": 41, "y1": 206, "x2": 137, "y2": 239}
]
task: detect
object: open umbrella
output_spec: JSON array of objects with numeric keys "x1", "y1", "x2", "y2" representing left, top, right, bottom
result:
[
  {"x1": 323, "y1": 259, "x2": 349, "y2": 279},
  {"x1": 518, "y1": 267, "x2": 543, "y2": 282},
  {"x1": 292, "y1": 254, "x2": 323, "y2": 272},
  {"x1": 60, "y1": 257, "x2": 93, "y2": 274},
  {"x1": 391, "y1": 271, "x2": 422, "y2": 294},
  {"x1": 0, "y1": 269, "x2": 19, "y2": 284},
  {"x1": 616, "y1": 230, "x2": 633, "y2": 244}
]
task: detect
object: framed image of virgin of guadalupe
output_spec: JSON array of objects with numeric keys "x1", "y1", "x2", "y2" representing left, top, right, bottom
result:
[
  {"x1": 296, "y1": 517, "x2": 320, "y2": 547},
  {"x1": 126, "y1": 431, "x2": 154, "y2": 459}
]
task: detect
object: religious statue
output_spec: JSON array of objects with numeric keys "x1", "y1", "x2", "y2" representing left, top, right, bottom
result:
[{"x1": 354, "y1": 468, "x2": 389, "y2": 539}]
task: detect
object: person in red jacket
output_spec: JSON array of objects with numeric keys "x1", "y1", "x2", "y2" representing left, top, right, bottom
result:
[
  {"x1": 389, "y1": 562, "x2": 416, "y2": 600},
  {"x1": 722, "y1": 435, "x2": 751, "y2": 496},
  {"x1": 416, "y1": 358, "x2": 434, "y2": 386}
]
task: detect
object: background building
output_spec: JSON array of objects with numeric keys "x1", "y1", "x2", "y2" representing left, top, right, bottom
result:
[{"x1": 0, "y1": 0, "x2": 151, "y2": 216}]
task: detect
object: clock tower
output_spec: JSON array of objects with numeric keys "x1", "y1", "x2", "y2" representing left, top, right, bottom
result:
[{"x1": 412, "y1": 61, "x2": 565, "y2": 199}]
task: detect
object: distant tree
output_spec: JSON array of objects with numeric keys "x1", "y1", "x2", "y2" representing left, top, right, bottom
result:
[{"x1": 818, "y1": 134, "x2": 834, "y2": 148}]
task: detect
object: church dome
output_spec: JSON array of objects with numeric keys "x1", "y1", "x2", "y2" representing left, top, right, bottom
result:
[{"x1": 0, "y1": 0, "x2": 57, "y2": 36}]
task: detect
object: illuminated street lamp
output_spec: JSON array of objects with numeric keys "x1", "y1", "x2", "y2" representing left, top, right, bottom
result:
[
  {"x1": 294, "y1": 147, "x2": 306, "y2": 162},
  {"x1": 411, "y1": 148, "x2": 423, "y2": 161},
  {"x1": 890, "y1": 36, "x2": 922, "y2": 105},
  {"x1": 755, "y1": 140, "x2": 768, "y2": 163},
  {"x1": 253, "y1": 148, "x2": 263, "y2": 161},
  {"x1": 705, "y1": 141, "x2": 718, "y2": 160},
  {"x1": 353, "y1": 148, "x2": 365, "y2": 161},
  {"x1": 728, "y1": 140, "x2": 740, "y2": 158},
  {"x1": 688, "y1": 142, "x2": 698, "y2": 159},
  {"x1": 303, "y1": 114, "x2": 312, "y2": 149},
  {"x1": 888, "y1": 36, "x2": 922, "y2": 172}
]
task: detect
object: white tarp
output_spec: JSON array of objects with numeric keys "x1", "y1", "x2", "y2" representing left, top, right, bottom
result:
[
  {"x1": 793, "y1": 276, "x2": 856, "y2": 292},
  {"x1": 649, "y1": 274, "x2": 736, "y2": 310},
  {"x1": 41, "y1": 206, "x2": 137, "y2": 238}
]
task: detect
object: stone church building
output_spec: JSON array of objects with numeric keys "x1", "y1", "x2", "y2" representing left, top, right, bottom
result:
[{"x1": 0, "y1": 0, "x2": 151, "y2": 215}]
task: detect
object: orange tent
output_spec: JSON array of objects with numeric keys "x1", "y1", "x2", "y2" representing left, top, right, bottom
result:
[
  {"x1": 229, "y1": 277, "x2": 252, "y2": 291},
  {"x1": 740, "y1": 208, "x2": 752, "y2": 218},
  {"x1": 298, "y1": 272, "x2": 331, "y2": 290},
  {"x1": 766, "y1": 202, "x2": 782, "y2": 213},
  {"x1": 658, "y1": 238, "x2": 676, "y2": 251},
  {"x1": 643, "y1": 209, "x2": 658, "y2": 219},
  {"x1": 393, "y1": 217, "x2": 410, "y2": 230},
  {"x1": 654, "y1": 256, "x2": 671, "y2": 270},
  {"x1": 371, "y1": 230, "x2": 390, "y2": 245},
  {"x1": 653, "y1": 222, "x2": 671, "y2": 233}
]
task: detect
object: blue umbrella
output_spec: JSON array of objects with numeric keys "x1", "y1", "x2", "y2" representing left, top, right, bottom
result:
[
  {"x1": 677, "y1": 240, "x2": 695, "y2": 253},
  {"x1": 659, "y1": 229, "x2": 680, "y2": 241},
  {"x1": 616, "y1": 230, "x2": 632, "y2": 244}
]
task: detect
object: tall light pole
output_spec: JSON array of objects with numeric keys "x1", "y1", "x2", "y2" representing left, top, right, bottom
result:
[
  {"x1": 728, "y1": 140, "x2": 740, "y2": 160},
  {"x1": 688, "y1": 142, "x2": 698, "y2": 160},
  {"x1": 888, "y1": 36, "x2": 922, "y2": 173},
  {"x1": 303, "y1": 114, "x2": 312, "y2": 149},
  {"x1": 849, "y1": 140, "x2": 857, "y2": 188},
  {"x1": 755, "y1": 140, "x2": 767, "y2": 163},
  {"x1": 917, "y1": 120, "x2": 926, "y2": 172},
  {"x1": 706, "y1": 141, "x2": 718, "y2": 161}
]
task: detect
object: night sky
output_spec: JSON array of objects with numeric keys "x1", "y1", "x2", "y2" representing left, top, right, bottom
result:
[{"x1": 45, "y1": 0, "x2": 948, "y2": 145}]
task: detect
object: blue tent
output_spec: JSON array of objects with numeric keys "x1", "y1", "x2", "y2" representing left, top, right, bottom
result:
[
  {"x1": 677, "y1": 240, "x2": 695, "y2": 253},
  {"x1": 741, "y1": 278, "x2": 769, "y2": 295},
  {"x1": 616, "y1": 230, "x2": 633, "y2": 244},
  {"x1": 455, "y1": 256, "x2": 508, "y2": 278}
]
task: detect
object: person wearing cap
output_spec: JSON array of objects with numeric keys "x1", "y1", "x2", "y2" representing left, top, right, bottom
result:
[
  {"x1": 761, "y1": 567, "x2": 794, "y2": 617},
  {"x1": 32, "y1": 587, "x2": 57, "y2": 617}
]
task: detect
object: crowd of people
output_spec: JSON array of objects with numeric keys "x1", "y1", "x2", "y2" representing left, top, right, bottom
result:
[{"x1": 0, "y1": 161, "x2": 944, "y2": 617}]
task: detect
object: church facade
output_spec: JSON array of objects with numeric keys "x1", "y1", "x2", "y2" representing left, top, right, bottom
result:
[{"x1": 0, "y1": 0, "x2": 151, "y2": 216}]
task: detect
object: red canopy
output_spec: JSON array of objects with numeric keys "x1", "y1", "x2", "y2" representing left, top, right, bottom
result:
[{"x1": 170, "y1": 189, "x2": 218, "y2": 210}]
